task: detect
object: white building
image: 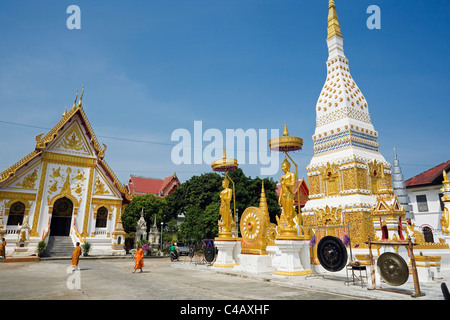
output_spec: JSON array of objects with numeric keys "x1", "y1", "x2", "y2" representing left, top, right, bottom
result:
[
  {"x1": 0, "y1": 91, "x2": 132, "y2": 256},
  {"x1": 405, "y1": 160, "x2": 450, "y2": 240}
]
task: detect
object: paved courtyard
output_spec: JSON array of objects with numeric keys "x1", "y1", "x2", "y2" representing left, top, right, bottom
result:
[
  {"x1": 1, "y1": 255, "x2": 448, "y2": 304},
  {"x1": 0, "y1": 256, "x2": 361, "y2": 301}
]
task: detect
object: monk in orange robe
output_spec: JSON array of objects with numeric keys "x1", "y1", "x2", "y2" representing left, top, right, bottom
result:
[
  {"x1": 72, "y1": 242, "x2": 82, "y2": 271},
  {"x1": 133, "y1": 245, "x2": 144, "y2": 273},
  {"x1": 0, "y1": 238, "x2": 6, "y2": 259}
]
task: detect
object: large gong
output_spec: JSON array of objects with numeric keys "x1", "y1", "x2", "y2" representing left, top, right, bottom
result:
[
  {"x1": 317, "y1": 236, "x2": 348, "y2": 272},
  {"x1": 203, "y1": 239, "x2": 216, "y2": 263},
  {"x1": 377, "y1": 252, "x2": 409, "y2": 286}
]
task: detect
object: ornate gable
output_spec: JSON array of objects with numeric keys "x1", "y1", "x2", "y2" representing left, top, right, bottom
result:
[
  {"x1": 46, "y1": 119, "x2": 94, "y2": 157},
  {"x1": 0, "y1": 88, "x2": 132, "y2": 203}
]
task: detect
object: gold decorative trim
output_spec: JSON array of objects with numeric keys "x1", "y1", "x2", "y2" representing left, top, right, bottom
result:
[
  {"x1": 211, "y1": 263, "x2": 237, "y2": 268},
  {"x1": 92, "y1": 198, "x2": 123, "y2": 206},
  {"x1": 81, "y1": 168, "x2": 95, "y2": 237},
  {"x1": 0, "y1": 191, "x2": 36, "y2": 201},
  {"x1": 48, "y1": 192, "x2": 80, "y2": 209},
  {"x1": 273, "y1": 269, "x2": 312, "y2": 276},
  {"x1": 30, "y1": 162, "x2": 48, "y2": 237},
  {"x1": 0, "y1": 151, "x2": 41, "y2": 183},
  {"x1": 92, "y1": 203, "x2": 114, "y2": 214},
  {"x1": 42, "y1": 151, "x2": 96, "y2": 167},
  {"x1": 98, "y1": 159, "x2": 132, "y2": 202}
]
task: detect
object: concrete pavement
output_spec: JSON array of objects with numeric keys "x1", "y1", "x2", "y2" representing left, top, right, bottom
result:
[{"x1": 0, "y1": 254, "x2": 448, "y2": 301}]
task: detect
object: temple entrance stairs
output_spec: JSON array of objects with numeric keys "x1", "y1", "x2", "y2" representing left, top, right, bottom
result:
[{"x1": 44, "y1": 236, "x2": 74, "y2": 257}]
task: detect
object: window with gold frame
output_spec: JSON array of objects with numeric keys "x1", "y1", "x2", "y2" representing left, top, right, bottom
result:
[
  {"x1": 95, "y1": 206, "x2": 108, "y2": 228},
  {"x1": 7, "y1": 201, "x2": 25, "y2": 226}
]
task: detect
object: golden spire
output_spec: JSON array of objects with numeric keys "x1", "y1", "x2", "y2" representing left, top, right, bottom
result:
[
  {"x1": 259, "y1": 180, "x2": 270, "y2": 223},
  {"x1": 282, "y1": 122, "x2": 289, "y2": 136},
  {"x1": 327, "y1": 0, "x2": 343, "y2": 40}
]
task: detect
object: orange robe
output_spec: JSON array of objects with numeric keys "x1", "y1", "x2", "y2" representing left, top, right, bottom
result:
[
  {"x1": 72, "y1": 246, "x2": 82, "y2": 266},
  {"x1": 134, "y1": 248, "x2": 144, "y2": 269},
  {"x1": 0, "y1": 240, "x2": 6, "y2": 257}
]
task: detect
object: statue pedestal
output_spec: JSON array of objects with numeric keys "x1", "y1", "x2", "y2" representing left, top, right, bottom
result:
[
  {"x1": 273, "y1": 239, "x2": 311, "y2": 276},
  {"x1": 12, "y1": 241, "x2": 30, "y2": 257},
  {"x1": 235, "y1": 254, "x2": 274, "y2": 274},
  {"x1": 212, "y1": 240, "x2": 238, "y2": 268},
  {"x1": 111, "y1": 244, "x2": 126, "y2": 256},
  {"x1": 267, "y1": 245, "x2": 280, "y2": 268}
]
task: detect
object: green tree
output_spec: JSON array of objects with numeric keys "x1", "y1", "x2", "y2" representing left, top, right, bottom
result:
[
  {"x1": 227, "y1": 169, "x2": 280, "y2": 223},
  {"x1": 122, "y1": 194, "x2": 168, "y2": 234},
  {"x1": 165, "y1": 168, "x2": 281, "y2": 242}
]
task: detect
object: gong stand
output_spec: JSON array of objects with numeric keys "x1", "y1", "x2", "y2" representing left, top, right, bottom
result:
[
  {"x1": 367, "y1": 237, "x2": 425, "y2": 298},
  {"x1": 306, "y1": 224, "x2": 353, "y2": 279}
]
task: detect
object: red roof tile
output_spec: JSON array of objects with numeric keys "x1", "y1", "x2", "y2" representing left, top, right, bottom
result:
[
  {"x1": 405, "y1": 160, "x2": 450, "y2": 187},
  {"x1": 127, "y1": 174, "x2": 180, "y2": 197}
]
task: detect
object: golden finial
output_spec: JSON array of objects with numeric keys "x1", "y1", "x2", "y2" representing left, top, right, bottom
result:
[
  {"x1": 269, "y1": 123, "x2": 303, "y2": 152},
  {"x1": 72, "y1": 90, "x2": 78, "y2": 109},
  {"x1": 327, "y1": 0, "x2": 343, "y2": 40},
  {"x1": 212, "y1": 149, "x2": 238, "y2": 172},
  {"x1": 77, "y1": 85, "x2": 84, "y2": 108},
  {"x1": 444, "y1": 170, "x2": 449, "y2": 183},
  {"x1": 62, "y1": 106, "x2": 67, "y2": 117},
  {"x1": 283, "y1": 122, "x2": 289, "y2": 136}
]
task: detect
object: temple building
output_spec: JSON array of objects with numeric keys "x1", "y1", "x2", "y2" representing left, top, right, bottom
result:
[
  {"x1": 406, "y1": 160, "x2": 450, "y2": 235},
  {"x1": 127, "y1": 174, "x2": 180, "y2": 198},
  {"x1": 0, "y1": 89, "x2": 132, "y2": 256},
  {"x1": 301, "y1": 0, "x2": 393, "y2": 247}
]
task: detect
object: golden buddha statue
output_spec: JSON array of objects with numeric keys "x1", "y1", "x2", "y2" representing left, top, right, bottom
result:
[
  {"x1": 219, "y1": 177, "x2": 233, "y2": 237},
  {"x1": 278, "y1": 157, "x2": 296, "y2": 227},
  {"x1": 276, "y1": 157, "x2": 300, "y2": 239}
]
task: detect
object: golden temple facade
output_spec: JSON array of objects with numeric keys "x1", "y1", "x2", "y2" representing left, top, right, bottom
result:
[{"x1": 0, "y1": 89, "x2": 132, "y2": 255}]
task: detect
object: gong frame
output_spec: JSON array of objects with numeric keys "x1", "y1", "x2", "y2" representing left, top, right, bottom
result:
[
  {"x1": 306, "y1": 223, "x2": 353, "y2": 279},
  {"x1": 367, "y1": 237, "x2": 425, "y2": 298}
]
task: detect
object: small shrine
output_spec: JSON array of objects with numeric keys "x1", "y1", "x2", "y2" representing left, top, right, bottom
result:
[
  {"x1": 135, "y1": 209, "x2": 148, "y2": 242},
  {"x1": 372, "y1": 170, "x2": 407, "y2": 241},
  {"x1": 111, "y1": 214, "x2": 127, "y2": 255},
  {"x1": 12, "y1": 214, "x2": 32, "y2": 257},
  {"x1": 148, "y1": 216, "x2": 161, "y2": 248}
]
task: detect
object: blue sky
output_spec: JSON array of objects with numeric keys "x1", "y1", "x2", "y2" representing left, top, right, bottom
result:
[{"x1": 0, "y1": 0, "x2": 449, "y2": 184}]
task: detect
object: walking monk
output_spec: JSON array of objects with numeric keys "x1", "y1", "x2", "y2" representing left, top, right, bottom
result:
[
  {"x1": 72, "y1": 242, "x2": 82, "y2": 271},
  {"x1": 0, "y1": 238, "x2": 6, "y2": 259},
  {"x1": 133, "y1": 245, "x2": 144, "y2": 273}
]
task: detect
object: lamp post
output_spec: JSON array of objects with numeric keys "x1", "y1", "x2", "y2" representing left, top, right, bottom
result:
[
  {"x1": 160, "y1": 222, "x2": 164, "y2": 251},
  {"x1": 235, "y1": 208, "x2": 239, "y2": 237}
]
